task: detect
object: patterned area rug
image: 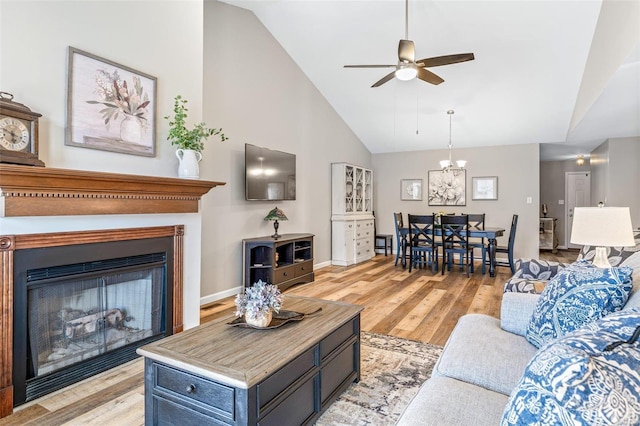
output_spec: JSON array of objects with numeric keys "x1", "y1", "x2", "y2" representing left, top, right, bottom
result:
[{"x1": 315, "y1": 332, "x2": 443, "y2": 425}]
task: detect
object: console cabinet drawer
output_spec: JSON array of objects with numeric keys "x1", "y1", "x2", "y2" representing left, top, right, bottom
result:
[{"x1": 294, "y1": 260, "x2": 313, "y2": 278}]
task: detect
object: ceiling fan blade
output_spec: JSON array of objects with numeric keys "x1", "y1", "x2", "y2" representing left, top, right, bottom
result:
[
  {"x1": 372, "y1": 71, "x2": 396, "y2": 88},
  {"x1": 344, "y1": 64, "x2": 396, "y2": 68},
  {"x1": 398, "y1": 40, "x2": 415, "y2": 63},
  {"x1": 416, "y1": 53, "x2": 475, "y2": 68},
  {"x1": 417, "y1": 67, "x2": 444, "y2": 85}
]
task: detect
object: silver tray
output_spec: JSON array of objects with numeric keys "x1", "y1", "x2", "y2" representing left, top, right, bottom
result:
[{"x1": 227, "y1": 308, "x2": 322, "y2": 330}]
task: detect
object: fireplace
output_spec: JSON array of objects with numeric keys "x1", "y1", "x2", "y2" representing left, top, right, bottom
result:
[
  {"x1": 12, "y1": 236, "x2": 174, "y2": 405},
  {"x1": 0, "y1": 225, "x2": 185, "y2": 412}
]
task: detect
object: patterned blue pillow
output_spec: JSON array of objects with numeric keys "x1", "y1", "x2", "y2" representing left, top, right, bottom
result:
[
  {"x1": 502, "y1": 307, "x2": 640, "y2": 426},
  {"x1": 526, "y1": 260, "x2": 633, "y2": 348}
]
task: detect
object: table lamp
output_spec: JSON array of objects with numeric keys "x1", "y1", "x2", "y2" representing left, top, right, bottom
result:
[
  {"x1": 264, "y1": 206, "x2": 288, "y2": 239},
  {"x1": 570, "y1": 206, "x2": 635, "y2": 268}
]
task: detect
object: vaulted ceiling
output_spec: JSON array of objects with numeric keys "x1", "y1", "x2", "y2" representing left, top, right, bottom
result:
[{"x1": 221, "y1": 0, "x2": 640, "y2": 161}]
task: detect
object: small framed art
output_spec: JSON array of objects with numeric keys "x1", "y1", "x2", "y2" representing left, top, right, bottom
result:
[
  {"x1": 401, "y1": 179, "x2": 423, "y2": 201},
  {"x1": 472, "y1": 176, "x2": 498, "y2": 200}
]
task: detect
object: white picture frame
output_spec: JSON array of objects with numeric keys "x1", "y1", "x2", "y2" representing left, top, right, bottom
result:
[
  {"x1": 472, "y1": 176, "x2": 498, "y2": 200},
  {"x1": 401, "y1": 179, "x2": 423, "y2": 201}
]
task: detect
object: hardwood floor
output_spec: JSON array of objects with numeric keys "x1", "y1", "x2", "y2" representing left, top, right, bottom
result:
[{"x1": 3, "y1": 250, "x2": 578, "y2": 425}]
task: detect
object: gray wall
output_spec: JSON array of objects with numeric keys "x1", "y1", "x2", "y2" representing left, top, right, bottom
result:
[
  {"x1": 0, "y1": 0, "x2": 372, "y2": 309},
  {"x1": 372, "y1": 143, "x2": 540, "y2": 261},
  {"x1": 540, "y1": 159, "x2": 591, "y2": 247},
  {"x1": 591, "y1": 137, "x2": 640, "y2": 228},
  {"x1": 199, "y1": 1, "x2": 372, "y2": 301}
]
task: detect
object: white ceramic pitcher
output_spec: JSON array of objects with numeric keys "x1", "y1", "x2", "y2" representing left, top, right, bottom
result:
[{"x1": 176, "y1": 149, "x2": 202, "y2": 179}]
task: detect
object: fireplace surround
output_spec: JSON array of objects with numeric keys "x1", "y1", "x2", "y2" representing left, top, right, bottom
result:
[
  {"x1": 0, "y1": 163, "x2": 225, "y2": 417},
  {"x1": 1, "y1": 226, "x2": 184, "y2": 410}
]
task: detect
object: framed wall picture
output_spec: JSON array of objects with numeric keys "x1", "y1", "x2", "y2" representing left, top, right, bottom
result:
[
  {"x1": 428, "y1": 170, "x2": 466, "y2": 206},
  {"x1": 401, "y1": 179, "x2": 423, "y2": 201},
  {"x1": 472, "y1": 176, "x2": 498, "y2": 200},
  {"x1": 66, "y1": 47, "x2": 157, "y2": 157}
]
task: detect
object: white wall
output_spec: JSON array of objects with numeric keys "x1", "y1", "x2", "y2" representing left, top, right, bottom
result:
[
  {"x1": 591, "y1": 137, "x2": 640, "y2": 228},
  {"x1": 198, "y1": 0, "x2": 371, "y2": 301},
  {"x1": 372, "y1": 143, "x2": 540, "y2": 261},
  {"x1": 0, "y1": 0, "x2": 206, "y2": 328}
]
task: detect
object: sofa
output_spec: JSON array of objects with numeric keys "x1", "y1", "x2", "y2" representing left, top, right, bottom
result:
[{"x1": 396, "y1": 234, "x2": 640, "y2": 425}]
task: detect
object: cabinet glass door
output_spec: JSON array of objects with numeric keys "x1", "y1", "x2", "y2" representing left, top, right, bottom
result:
[
  {"x1": 345, "y1": 165, "x2": 354, "y2": 213},
  {"x1": 364, "y1": 170, "x2": 372, "y2": 212},
  {"x1": 355, "y1": 168, "x2": 364, "y2": 212}
]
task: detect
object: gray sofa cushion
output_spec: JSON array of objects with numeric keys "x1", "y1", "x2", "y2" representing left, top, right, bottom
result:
[
  {"x1": 500, "y1": 292, "x2": 540, "y2": 336},
  {"x1": 433, "y1": 314, "x2": 538, "y2": 396},
  {"x1": 396, "y1": 376, "x2": 508, "y2": 426}
]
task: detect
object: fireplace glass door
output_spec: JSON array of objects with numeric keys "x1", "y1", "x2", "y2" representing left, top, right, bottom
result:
[{"x1": 28, "y1": 266, "x2": 165, "y2": 378}]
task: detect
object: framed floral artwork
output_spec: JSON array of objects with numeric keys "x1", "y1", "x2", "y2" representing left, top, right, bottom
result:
[
  {"x1": 66, "y1": 47, "x2": 157, "y2": 157},
  {"x1": 401, "y1": 179, "x2": 422, "y2": 200},
  {"x1": 428, "y1": 170, "x2": 466, "y2": 206},
  {"x1": 472, "y1": 176, "x2": 498, "y2": 200}
]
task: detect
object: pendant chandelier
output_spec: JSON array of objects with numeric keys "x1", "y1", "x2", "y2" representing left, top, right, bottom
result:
[{"x1": 440, "y1": 110, "x2": 466, "y2": 173}]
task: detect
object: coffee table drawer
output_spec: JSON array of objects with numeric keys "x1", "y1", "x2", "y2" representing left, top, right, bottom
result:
[
  {"x1": 153, "y1": 394, "x2": 229, "y2": 426},
  {"x1": 154, "y1": 363, "x2": 235, "y2": 416},
  {"x1": 320, "y1": 319, "x2": 356, "y2": 360},
  {"x1": 257, "y1": 346, "x2": 316, "y2": 410}
]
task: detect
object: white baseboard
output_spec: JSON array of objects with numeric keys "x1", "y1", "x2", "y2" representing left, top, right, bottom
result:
[
  {"x1": 200, "y1": 286, "x2": 241, "y2": 306},
  {"x1": 315, "y1": 260, "x2": 332, "y2": 269}
]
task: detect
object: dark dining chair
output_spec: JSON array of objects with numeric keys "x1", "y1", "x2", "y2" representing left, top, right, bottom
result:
[
  {"x1": 393, "y1": 212, "x2": 405, "y2": 266},
  {"x1": 491, "y1": 214, "x2": 518, "y2": 274},
  {"x1": 373, "y1": 211, "x2": 393, "y2": 256},
  {"x1": 407, "y1": 214, "x2": 438, "y2": 272},
  {"x1": 440, "y1": 214, "x2": 474, "y2": 277},
  {"x1": 463, "y1": 213, "x2": 487, "y2": 274}
]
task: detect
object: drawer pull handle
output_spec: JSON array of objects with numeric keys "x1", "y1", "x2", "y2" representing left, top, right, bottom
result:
[{"x1": 186, "y1": 384, "x2": 196, "y2": 394}]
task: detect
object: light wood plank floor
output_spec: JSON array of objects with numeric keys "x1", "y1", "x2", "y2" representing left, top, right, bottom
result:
[{"x1": 3, "y1": 250, "x2": 578, "y2": 425}]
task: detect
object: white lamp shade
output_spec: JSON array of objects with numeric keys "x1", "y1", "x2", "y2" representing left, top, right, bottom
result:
[
  {"x1": 395, "y1": 67, "x2": 417, "y2": 81},
  {"x1": 440, "y1": 160, "x2": 451, "y2": 168},
  {"x1": 456, "y1": 160, "x2": 467, "y2": 168},
  {"x1": 570, "y1": 207, "x2": 635, "y2": 247}
]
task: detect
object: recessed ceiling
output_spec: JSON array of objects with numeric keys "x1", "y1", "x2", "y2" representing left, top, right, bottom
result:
[{"x1": 221, "y1": 0, "x2": 640, "y2": 161}]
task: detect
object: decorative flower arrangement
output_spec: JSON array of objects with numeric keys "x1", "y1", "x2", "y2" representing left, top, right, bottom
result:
[
  {"x1": 87, "y1": 69, "x2": 150, "y2": 131},
  {"x1": 235, "y1": 280, "x2": 283, "y2": 327},
  {"x1": 165, "y1": 95, "x2": 227, "y2": 152}
]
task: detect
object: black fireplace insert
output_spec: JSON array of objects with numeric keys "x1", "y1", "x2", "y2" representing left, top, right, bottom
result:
[{"x1": 13, "y1": 237, "x2": 174, "y2": 405}]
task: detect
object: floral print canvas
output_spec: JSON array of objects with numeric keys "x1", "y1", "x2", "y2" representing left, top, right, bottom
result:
[
  {"x1": 428, "y1": 170, "x2": 466, "y2": 206},
  {"x1": 66, "y1": 47, "x2": 157, "y2": 157}
]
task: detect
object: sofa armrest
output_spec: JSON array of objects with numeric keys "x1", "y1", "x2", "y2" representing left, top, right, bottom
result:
[{"x1": 500, "y1": 292, "x2": 540, "y2": 336}]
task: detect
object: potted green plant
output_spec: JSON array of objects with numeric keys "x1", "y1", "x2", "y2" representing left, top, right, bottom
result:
[
  {"x1": 165, "y1": 95, "x2": 227, "y2": 178},
  {"x1": 234, "y1": 280, "x2": 283, "y2": 327}
]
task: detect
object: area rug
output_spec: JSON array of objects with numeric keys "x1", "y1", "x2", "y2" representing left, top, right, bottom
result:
[{"x1": 315, "y1": 332, "x2": 443, "y2": 425}]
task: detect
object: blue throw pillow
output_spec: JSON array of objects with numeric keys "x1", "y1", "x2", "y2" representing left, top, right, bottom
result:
[
  {"x1": 526, "y1": 260, "x2": 633, "y2": 348},
  {"x1": 502, "y1": 307, "x2": 640, "y2": 426}
]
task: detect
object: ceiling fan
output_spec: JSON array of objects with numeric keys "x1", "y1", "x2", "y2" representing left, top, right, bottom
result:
[{"x1": 344, "y1": 0, "x2": 475, "y2": 88}]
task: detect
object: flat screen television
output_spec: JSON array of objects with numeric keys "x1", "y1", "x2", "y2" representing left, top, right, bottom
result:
[{"x1": 245, "y1": 143, "x2": 296, "y2": 201}]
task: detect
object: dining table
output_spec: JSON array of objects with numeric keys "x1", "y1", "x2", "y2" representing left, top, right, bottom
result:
[{"x1": 399, "y1": 226, "x2": 506, "y2": 277}]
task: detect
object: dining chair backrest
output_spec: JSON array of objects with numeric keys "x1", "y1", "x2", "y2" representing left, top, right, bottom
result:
[
  {"x1": 507, "y1": 214, "x2": 518, "y2": 251},
  {"x1": 394, "y1": 212, "x2": 404, "y2": 232},
  {"x1": 408, "y1": 214, "x2": 437, "y2": 248},
  {"x1": 463, "y1": 213, "x2": 485, "y2": 230},
  {"x1": 440, "y1": 214, "x2": 470, "y2": 248}
]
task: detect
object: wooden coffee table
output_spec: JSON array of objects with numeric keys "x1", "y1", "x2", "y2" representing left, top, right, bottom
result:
[{"x1": 137, "y1": 295, "x2": 363, "y2": 425}]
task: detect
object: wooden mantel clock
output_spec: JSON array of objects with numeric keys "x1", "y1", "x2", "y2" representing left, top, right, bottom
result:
[{"x1": 0, "y1": 91, "x2": 45, "y2": 167}]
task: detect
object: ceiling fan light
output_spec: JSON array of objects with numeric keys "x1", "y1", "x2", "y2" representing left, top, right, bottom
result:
[
  {"x1": 440, "y1": 160, "x2": 451, "y2": 169},
  {"x1": 456, "y1": 160, "x2": 467, "y2": 168},
  {"x1": 395, "y1": 67, "x2": 417, "y2": 81}
]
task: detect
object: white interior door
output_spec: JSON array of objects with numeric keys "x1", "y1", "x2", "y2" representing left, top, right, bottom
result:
[{"x1": 566, "y1": 172, "x2": 591, "y2": 248}]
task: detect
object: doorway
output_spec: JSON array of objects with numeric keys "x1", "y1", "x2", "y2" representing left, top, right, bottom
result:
[{"x1": 565, "y1": 172, "x2": 591, "y2": 248}]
